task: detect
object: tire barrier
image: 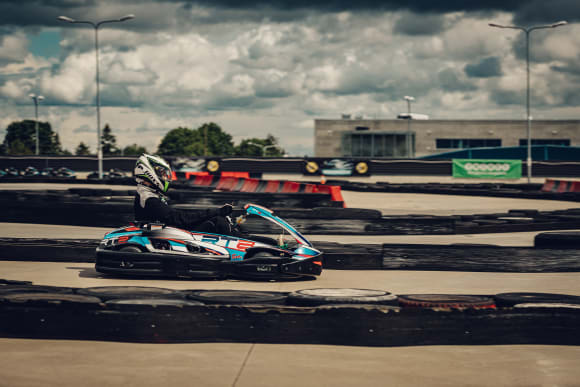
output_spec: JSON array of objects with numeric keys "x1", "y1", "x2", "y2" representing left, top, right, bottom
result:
[
  {"x1": 534, "y1": 231, "x2": 580, "y2": 249},
  {"x1": 186, "y1": 290, "x2": 288, "y2": 305},
  {"x1": 493, "y1": 292, "x2": 580, "y2": 307},
  {"x1": 77, "y1": 286, "x2": 185, "y2": 301},
  {"x1": 286, "y1": 288, "x2": 398, "y2": 306},
  {"x1": 1, "y1": 283, "x2": 579, "y2": 346},
  {"x1": 397, "y1": 294, "x2": 496, "y2": 309},
  {"x1": 8, "y1": 187, "x2": 580, "y2": 234},
  {"x1": 541, "y1": 179, "x2": 580, "y2": 193},
  {"x1": 186, "y1": 174, "x2": 345, "y2": 207},
  {"x1": 335, "y1": 180, "x2": 580, "y2": 202},
  {"x1": 2, "y1": 238, "x2": 580, "y2": 273}
]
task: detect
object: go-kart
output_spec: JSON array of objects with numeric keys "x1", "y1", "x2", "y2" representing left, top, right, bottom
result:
[{"x1": 95, "y1": 204, "x2": 323, "y2": 280}]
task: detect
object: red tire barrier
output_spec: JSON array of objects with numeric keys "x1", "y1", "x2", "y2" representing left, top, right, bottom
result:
[
  {"x1": 281, "y1": 181, "x2": 301, "y2": 193},
  {"x1": 216, "y1": 177, "x2": 240, "y2": 191},
  {"x1": 264, "y1": 180, "x2": 280, "y2": 193},
  {"x1": 187, "y1": 174, "x2": 345, "y2": 206},
  {"x1": 541, "y1": 179, "x2": 580, "y2": 193},
  {"x1": 240, "y1": 178, "x2": 260, "y2": 192}
]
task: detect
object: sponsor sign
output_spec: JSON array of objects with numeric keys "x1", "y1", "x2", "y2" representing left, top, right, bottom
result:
[
  {"x1": 452, "y1": 159, "x2": 522, "y2": 179},
  {"x1": 303, "y1": 159, "x2": 371, "y2": 176}
]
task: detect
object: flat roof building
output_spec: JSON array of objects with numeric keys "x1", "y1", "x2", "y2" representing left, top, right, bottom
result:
[{"x1": 314, "y1": 118, "x2": 580, "y2": 158}]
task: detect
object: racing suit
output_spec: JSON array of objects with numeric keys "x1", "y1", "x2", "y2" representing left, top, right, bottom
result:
[{"x1": 134, "y1": 184, "x2": 233, "y2": 233}]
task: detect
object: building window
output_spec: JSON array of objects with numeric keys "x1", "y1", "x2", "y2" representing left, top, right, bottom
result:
[
  {"x1": 518, "y1": 139, "x2": 570, "y2": 146},
  {"x1": 342, "y1": 132, "x2": 413, "y2": 157},
  {"x1": 436, "y1": 138, "x2": 502, "y2": 149}
]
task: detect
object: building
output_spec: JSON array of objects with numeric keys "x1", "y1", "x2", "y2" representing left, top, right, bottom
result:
[{"x1": 314, "y1": 118, "x2": 580, "y2": 158}]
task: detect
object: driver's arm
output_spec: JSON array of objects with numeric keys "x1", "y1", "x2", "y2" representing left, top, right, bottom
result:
[{"x1": 144, "y1": 197, "x2": 231, "y2": 229}]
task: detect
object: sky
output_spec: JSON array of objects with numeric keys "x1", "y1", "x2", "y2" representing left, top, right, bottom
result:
[{"x1": 0, "y1": 0, "x2": 579, "y2": 156}]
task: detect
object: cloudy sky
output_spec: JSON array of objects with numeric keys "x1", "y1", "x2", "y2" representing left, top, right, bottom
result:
[{"x1": 1, "y1": 0, "x2": 579, "y2": 155}]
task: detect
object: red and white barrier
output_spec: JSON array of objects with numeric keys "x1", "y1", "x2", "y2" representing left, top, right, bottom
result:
[{"x1": 541, "y1": 179, "x2": 580, "y2": 193}]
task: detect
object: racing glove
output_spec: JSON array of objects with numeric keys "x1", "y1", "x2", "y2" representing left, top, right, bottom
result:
[{"x1": 217, "y1": 204, "x2": 233, "y2": 216}]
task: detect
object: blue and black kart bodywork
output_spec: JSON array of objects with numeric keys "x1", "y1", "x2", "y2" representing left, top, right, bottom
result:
[{"x1": 95, "y1": 204, "x2": 323, "y2": 280}]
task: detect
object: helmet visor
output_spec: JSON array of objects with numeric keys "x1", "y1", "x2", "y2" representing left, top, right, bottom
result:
[{"x1": 153, "y1": 164, "x2": 172, "y2": 183}]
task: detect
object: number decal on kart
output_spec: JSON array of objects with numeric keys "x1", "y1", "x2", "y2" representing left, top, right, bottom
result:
[{"x1": 236, "y1": 240, "x2": 255, "y2": 250}]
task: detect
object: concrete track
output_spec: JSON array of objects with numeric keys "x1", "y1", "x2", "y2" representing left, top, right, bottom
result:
[{"x1": 2, "y1": 185, "x2": 579, "y2": 386}]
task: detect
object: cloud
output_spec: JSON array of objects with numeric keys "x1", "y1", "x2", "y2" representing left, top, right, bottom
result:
[
  {"x1": 1, "y1": 0, "x2": 579, "y2": 157},
  {"x1": 464, "y1": 56, "x2": 503, "y2": 78},
  {"x1": 0, "y1": 32, "x2": 29, "y2": 64},
  {"x1": 393, "y1": 12, "x2": 447, "y2": 36}
]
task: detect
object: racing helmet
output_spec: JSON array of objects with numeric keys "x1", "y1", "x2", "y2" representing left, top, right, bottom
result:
[{"x1": 134, "y1": 154, "x2": 173, "y2": 193}]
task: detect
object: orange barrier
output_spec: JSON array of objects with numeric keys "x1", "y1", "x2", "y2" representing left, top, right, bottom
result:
[
  {"x1": 264, "y1": 180, "x2": 280, "y2": 193},
  {"x1": 281, "y1": 181, "x2": 301, "y2": 193},
  {"x1": 184, "y1": 171, "x2": 249, "y2": 179},
  {"x1": 541, "y1": 179, "x2": 580, "y2": 193},
  {"x1": 187, "y1": 174, "x2": 345, "y2": 206},
  {"x1": 216, "y1": 177, "x2": 239, "y2": 191},
  {"x1": 240, "y1": 178, "x2": 260, "y2": 192}
]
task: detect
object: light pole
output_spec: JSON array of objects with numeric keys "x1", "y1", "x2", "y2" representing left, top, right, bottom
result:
[
  {"x1": 404, "y1": 96, "x2": 414, "y2": 158},
  {"x1": 489, "y1": 20, "x2": 567, "y2": 183},
  {"x1": 29, "y1": 93, "x2": 44, "y2": 155},
  {"x1": 58, "y1": 14, "x2": 135, "y2": 179},
  {"x1": 247, "y1": 142, "x2": 281, "y2": 157}
]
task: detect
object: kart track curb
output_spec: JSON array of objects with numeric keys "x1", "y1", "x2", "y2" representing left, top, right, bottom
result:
[{"x1": 1, "y1": 238, "x2": 580, "y2": 273}]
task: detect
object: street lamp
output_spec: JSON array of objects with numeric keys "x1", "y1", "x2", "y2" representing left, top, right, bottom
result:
[
  {"x1": 29, "y1": 93, "x2": 45, "y2": 155},
  {"x1": 489, "y1": 20, "x2": 567, "y2": 183},
  {"x1": 247, "y1": 142, "x2": 281, "y2": 157},
  {"x1": 404, "y1": 96, "x2": 415, "y2": 158},
  {"x1": 58, "y1": 13, "x2": 135, "y2": 179}
]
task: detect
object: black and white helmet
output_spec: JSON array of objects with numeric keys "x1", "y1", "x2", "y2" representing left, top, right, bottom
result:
[{"x1": 134, "y1": 154, "x2": 173, "y2": 193}]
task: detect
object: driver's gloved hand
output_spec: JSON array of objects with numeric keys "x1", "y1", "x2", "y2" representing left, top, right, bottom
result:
[{"x1": 217, "y1": 204, "x2": 233, "y2": 216}]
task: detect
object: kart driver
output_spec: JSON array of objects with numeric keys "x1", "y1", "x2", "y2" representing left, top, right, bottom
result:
[{"x1": 133, "y1": 153, "x2": 234, "y2": 233}]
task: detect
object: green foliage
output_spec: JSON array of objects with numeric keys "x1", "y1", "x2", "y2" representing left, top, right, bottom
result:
[
  {"x1": 2, "y1": 120, "x2": 64, "y2": 155},
  {"x1": 122, "y1": 143, "x2": 148, "y2": 156},
  {"x1": 101, "y1": 124, "x2": 119, "y2": 155},
  {"x1": 157, "y1": 123, "x2": 235, "y2": 156},
  {"x1": 157, "y1": 123, "x2": 285, "y2": 157},
  {"x1": 75, "y1": 142, "x2": 91, "y2": 155}
]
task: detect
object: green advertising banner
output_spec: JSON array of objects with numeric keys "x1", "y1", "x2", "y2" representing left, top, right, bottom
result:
[{"x1": 452, "y1": 159, "x2": 522, "y2": 179}]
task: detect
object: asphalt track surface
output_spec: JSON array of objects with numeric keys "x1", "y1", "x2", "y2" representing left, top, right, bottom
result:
[{"x1": 2, "y1": 181, "x2": 580, "y2": 386}]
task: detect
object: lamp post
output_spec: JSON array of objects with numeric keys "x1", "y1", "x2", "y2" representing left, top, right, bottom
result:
[
  {"x1": 404, "y1": 96, "x2": 414, "y2": 158},
  {"x1": 489, "y1": 20, "x2": 567, "y2": 183},
  {"x1": 29, "y1": 94, "x2": 44, "y2": 155},
  {"x1": 247, "y1": 142, "x2": 281, "y2": 157},
  {"x1": 58, "y1": 14, "x2": 135, "y2": 179}
]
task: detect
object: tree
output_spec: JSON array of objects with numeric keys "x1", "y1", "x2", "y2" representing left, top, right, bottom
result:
[
  {"x1": 101, "y1": 124, "x2": 119, "y2": 155},
  {"x1": 235, "y1": 134, "x2": 285, "y2": 157},
  {"x1": 2, "y1": 120, "x2": 64, "y2": 155},
  {"x1": 157, "y1": 123, "x2": 235, "y2": 156},
  {"x1": 75, "y1": 142, "x2": 91, "y2": 155},
  {"x1": 122, "y1": 144, "x2": 148, "y2": 156}
]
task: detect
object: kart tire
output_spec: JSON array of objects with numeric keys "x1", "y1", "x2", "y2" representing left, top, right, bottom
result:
[
  {"x1": 397, "y1": 294, "x2": 496, "y2": 309},
  {"x1": 0, "y1": 279, "x2": 33, "y2": 286},
  {"x1": 186, "y1": 290, "x2": 288, "y2": 305},
  {"x1": 105, "y1": 298, "x2": 204, "y2": 307},
  {"x1": 534, "y1": 232, "x2": 580, "y2": 249},
  {"x1": 493, "y1": 292, "x2": 580, "y2": 307},
  {"x1": 77, "y1": 286, "x2": 185, "y2": 301},
  {"x1": 0, "y1": 285, "x2": 74, "y2": 295},
  {"x1": 513, "y1": 303, "x2": 580, "y2": 309},
  {"x1": 0, "y1": 292, "x2": 102, "y2": 305},
  {"x1": 286, "y1": 288, "x2": 398, "y2": 306}
]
